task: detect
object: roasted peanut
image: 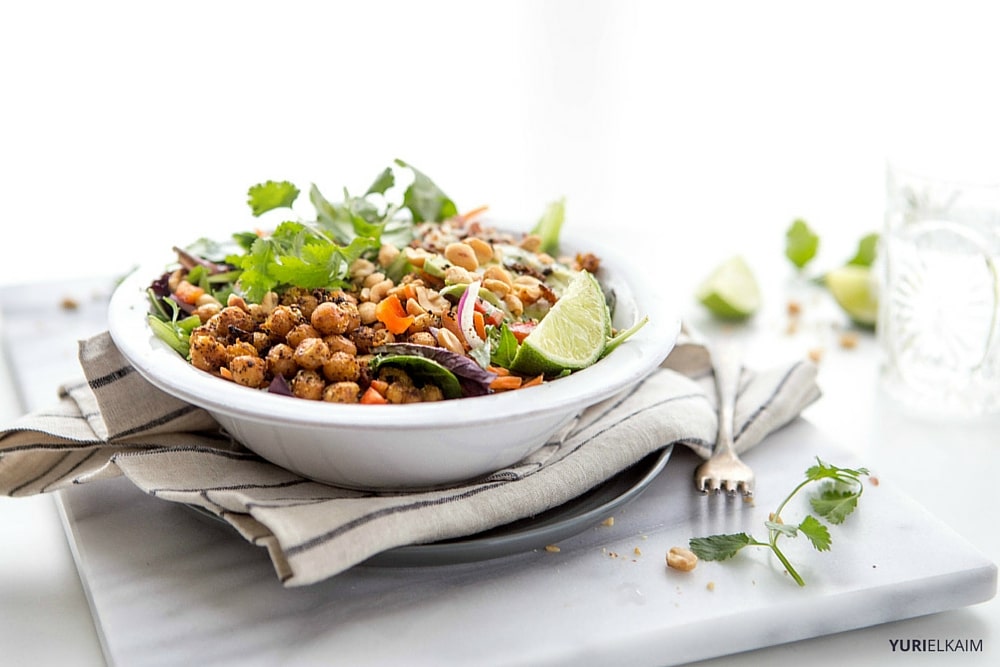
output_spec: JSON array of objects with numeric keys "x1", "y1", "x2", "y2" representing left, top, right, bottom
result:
[
  {"x1": 368, "y1": 279, "x2": 394, "y2": 303},
  {"x1": 666, "y1": 546, "x2": 698, "y2": 572},
  {"x1": 362, "y1": 271, "x2": 387, "y2": 288},
  {"x1": 465, "y1": 237, "x2": 494, "y2": 265},
  {"x1": 444, "y1": 242, "x2": 479, "y2": 271},
  {"x1": 482, "y1": 278, "x2": 511, "y2": 297},
  {"x1": 483, "y1": 264, "x2": 513, "y2": 287},
  {"x1": 358, "y1": 300, "x2": 378, "y2": 325},
  {"x1": 444, "y1": 266, "x2": 475, "y2": 285},
  {"x1": 435, "y1": 327, "x2": 464, "y2": 355},
  {"x1": 349, "y1": 258, "x2": 376, "y2": 281},
  {"x1": 519, "y1": 233, "x2": 543, "y2": 252},
  {"x1": 377, "y1": 243, "x2": 400, "y2": 268}
]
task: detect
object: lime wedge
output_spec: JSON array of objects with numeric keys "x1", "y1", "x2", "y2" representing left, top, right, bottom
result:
[
  {"x1": 825, "y1": 265, "x2": 878, "y2": 328},
  {"x1": 695, "y1": 256, "x2": 761, "y2": 319},
  {"x1": 510, "y1": 270, "x2": 610, "y2": 376}
]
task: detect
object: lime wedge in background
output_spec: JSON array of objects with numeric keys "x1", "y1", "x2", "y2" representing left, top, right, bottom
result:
[
  {"x1": 695, "y1": 256, "x2": 762, "y2": 319},
  {"x1": 511, "y1": 270, "x2": 610, "y2": 376},
  {"x1": 825, "y1": 265, "x2": 878, "y2": 328}
]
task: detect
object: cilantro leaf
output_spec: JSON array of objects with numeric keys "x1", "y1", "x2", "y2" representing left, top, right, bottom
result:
[
  {"x1": 805, "y1": 458, "x2": 870, "y2": 484},
  {"x1": 689, "y1": 457, "x2": 869, "y2": 586},
  {"x1": 489, "y1": 323, "x2": 520, "y2": 368},
  {"x1": 395, "y1": 158, "x2": 458, "y2": 223},
  {"x1": 227, "y1": 221, "x2": 377, "y2": 302},
  {"x1": 846, "y1": 232, "x2": 879, "y2": 268},
  {"x1": 366, "y1": 166, "x2": 395, "y2": 196},
  {"x1": 689, "y1": 533, "x2": 753, "y2": 561},
  {"x1": 798, "y1": 514, "x2": 832, "y2": 551},
  {"x1": 785, "y1": 218, "x2": 820, "y2": 269},
  {"x1": 248, "y1": 180, "x2": 300, "y2": 217},
  {"x1": 810, "y1": 487, "x2": 861, "y2": 525},
  {"x1": 764, "y1": 520, "x2": 799, "y2": 538}
]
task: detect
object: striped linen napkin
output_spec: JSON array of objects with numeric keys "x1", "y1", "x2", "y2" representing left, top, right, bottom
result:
[{"x1": 0, "y1": 330, "x2": 819, "y2": 586}]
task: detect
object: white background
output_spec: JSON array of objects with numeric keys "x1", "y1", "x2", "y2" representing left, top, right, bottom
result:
[
  {"x1": 3, "y1": 0, "x2": 999, "y2": 292},
  {"x1": 2, "y1": 1, "x2": 1000, "y2": 665}
]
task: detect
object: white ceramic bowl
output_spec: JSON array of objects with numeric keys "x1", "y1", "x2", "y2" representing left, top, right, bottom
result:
[{"x1": 107, "y1": 238, "x2": 680, "y2": 489}]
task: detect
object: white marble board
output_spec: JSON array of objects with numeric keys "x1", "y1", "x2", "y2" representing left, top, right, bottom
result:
[{"x1": 2, "y1": 281, "x2": 996, "y2": 667}]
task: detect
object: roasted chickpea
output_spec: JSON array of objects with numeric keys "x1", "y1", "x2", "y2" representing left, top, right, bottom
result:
[
  {"x1": 286, "y1": 323, "x2": 321, "y2": 349},
  {"x1": 385, "y1": 382, "x2": 422, "y2": 404},
  {"x1": 420, "y1": 384, "x2": 444, "y2": 402},
  {"x1": 407, "y1": 331, "x2": 437, "y2": 347},
  {"x1": 281, "y1": 287, "x2": 320, "y2": 319},
  {"x1": 262, "y1": 305, "x2": 301, "y2": 341},
  {"x1": 322, "y1": 351, "x2": 361, "y2": 383},
  {"x1": 378, "y1": 366, "x2": 413, "y2": 386},
  {"x1": 215, "y1": 306, "x2": 255, "y2": 336},
  {"x1": 266, "y1": 343, "x2": 297, "y2": 378},
  {"x1": 190, "y1": 334, "x2": 228, "y2": 372},
  {"x1": 323, "y1": 381, "x2": 361, "y2": 403},
  {"x1": 323, "y1": 334, "x2": 357, "y2": 356},
  {"x1": 228, "y1": 355, "x2": 267, "y2": 388},
  {"x1": 293, "y1": 337, "x2": 330, "y2": 370},
  {"x1": 225, "y1": 340, "x2": 258, "y2": 363},
  {"x1": 194, "y1": 302, "x2": 221, "y2": 323},
  {"x1": 290, "y1": 369, "x2": 325, "y2": 400},
  {"x1": 311, "y1": 301, "x2": 351, "y2": 335}
]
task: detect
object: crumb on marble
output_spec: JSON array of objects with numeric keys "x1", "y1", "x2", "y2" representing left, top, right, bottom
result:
[{"x1": 839, "y1": 331, "x2": 860, "y2": 349}]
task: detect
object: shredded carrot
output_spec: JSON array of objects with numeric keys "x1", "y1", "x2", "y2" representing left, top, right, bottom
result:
[
  {"x1": 458, "y1": 205, "x2": 489, "y2": 223},
  {"x1": 369, "y1": 379, "x2": 389, "y2": 395},
  {"x1": 490, "y1": 375, "x2": 523, "y2": 391},
  {"x1": 375, "y1": 295, "x2": 415, "y2": 335},
  {"x1": 360, "y1": 386, "x2": 388, "y2": 404},
  {"x1": 219, "y1": 367, "x2": 233, "y2": 381},
  {"x1": 441, "y1": 314, "x2": 465, "y2": 346},
  {"x1": 174, "y1": 280, "x2": 205, "y2": 305},
  {"x1": 401, "y1": 283, "x2": 417, "y2": 302},
  {"x1": 473, "y1": 311, "x2": 486, "y2": 341},
  {"x1": 521, "y1": 374, "x2": 544, "y2": 388},
  {"x1": 488, "y1": 365, "x2": 511, "y2": 376}
]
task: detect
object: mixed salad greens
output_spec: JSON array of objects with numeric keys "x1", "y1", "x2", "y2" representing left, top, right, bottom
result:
[{"x1": 146, "y1": 160, "x2": 643, "y2": 403}]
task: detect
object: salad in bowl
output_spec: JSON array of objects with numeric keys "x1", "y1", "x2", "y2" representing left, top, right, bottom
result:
[{"x1": 108, "y1": 160, "x2": 679, "y2": 488}]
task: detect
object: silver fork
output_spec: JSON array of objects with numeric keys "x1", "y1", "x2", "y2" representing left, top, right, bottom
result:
[{"x1": 694, "y1": 342, "x2": 755, "y2": 496}]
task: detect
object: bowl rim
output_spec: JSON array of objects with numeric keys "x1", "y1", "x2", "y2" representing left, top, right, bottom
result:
[{"x1": 107, "y1": 236, "x2": 681, "y2": 429}]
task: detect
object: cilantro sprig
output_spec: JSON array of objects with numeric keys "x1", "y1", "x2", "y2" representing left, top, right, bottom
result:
[
  {"x1": 689, "y1": 458, "x2": 870, "y2": 586},
  {"x1": 228, "y1": 160, "x2": 456, "y2": 302}
]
